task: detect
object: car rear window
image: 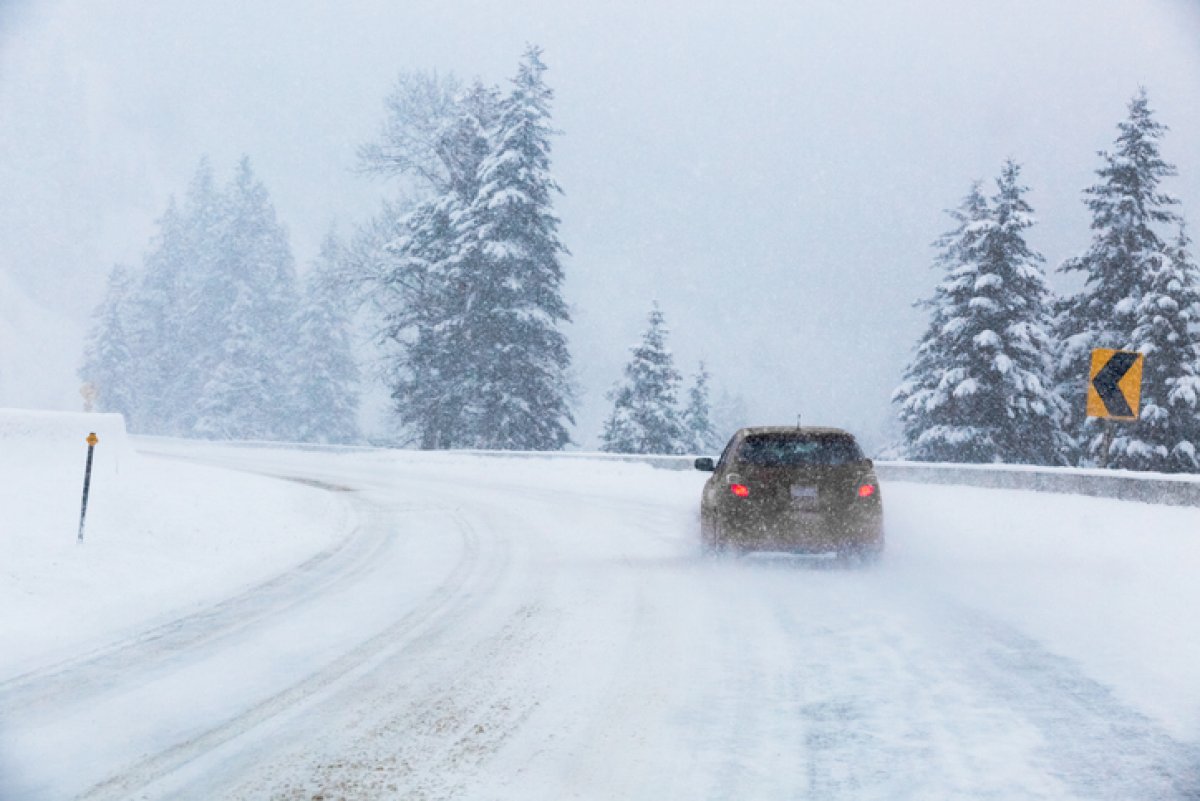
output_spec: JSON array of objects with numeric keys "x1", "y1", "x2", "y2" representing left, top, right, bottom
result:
[{"x1": 735, "y1": 434, "x2": 863, "y2": 467}]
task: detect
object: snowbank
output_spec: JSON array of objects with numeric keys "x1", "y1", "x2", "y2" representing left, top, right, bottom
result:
[
  {"x1": 0, "y1": 408, "x2": 133, "y2": 542},
  {"x1": 0, "y1": 411, "x2": 351, "y2": 676}
]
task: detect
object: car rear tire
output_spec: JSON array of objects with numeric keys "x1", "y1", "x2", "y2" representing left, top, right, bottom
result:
[
  {"x1": 701, "y1": 514, "x2": 732, "y2": 558},
  {"x1": 837, "y1": 544, "x2": 882, "y2": 568}
]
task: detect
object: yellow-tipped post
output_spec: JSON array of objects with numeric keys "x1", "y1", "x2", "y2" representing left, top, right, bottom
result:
[{"x1": 77, "y1": 433, "x2": 99, "y2": 543}]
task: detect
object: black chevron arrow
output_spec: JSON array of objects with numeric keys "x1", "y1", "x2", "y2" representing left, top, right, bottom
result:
[{"x1": 1093, "y1": 351, "x2": 1139, "y2": 417}]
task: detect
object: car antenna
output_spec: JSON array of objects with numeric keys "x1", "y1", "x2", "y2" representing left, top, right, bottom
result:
[{"x1": 796, "y1": 413, "x2": 802, "y2": 429}]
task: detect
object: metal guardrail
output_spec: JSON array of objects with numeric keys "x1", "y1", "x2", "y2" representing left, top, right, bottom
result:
[
  {"x1": 448, "y1": 450, "x2": 1200, "y2": 508},
  {"x1": 132, "y1": 435, "x2": 1200, "y2": 508},
  {"x1": 134, "y1": 435, "x2": 702, "y2": 470},
  {"x1": 873, "y1": 461, "x2": 1200, "y2": 508}
]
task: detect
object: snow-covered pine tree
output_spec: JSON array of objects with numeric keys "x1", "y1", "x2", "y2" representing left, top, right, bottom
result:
[
  {"x1": 80, "y1": 264, "x2": 139, "y2": 426},
  {"x1": 231, "y1": 156, "x2": 304, "y2": 439},
  {"x1": 449, "y1": 46, "x2": 574, "y2": 450},
  {"x1": 357, "y1": 75, "x2": 500, "y2": 448},
  {"x1": 893, "y1": 163, "x2": 1069, "y2": 464},
  {"x1": 381, "y1": 197, "x2": 468, "y2": 448},
  {"x1": 193, "y1": 285, "x2": 269, "y2": 440},
  {"x1": 894, "y1": 183, "x2": 992, "y2": 461},
  {"x1": 193, "y1": 158, "x2": 301, "y2": 441},
  {"x1": 601, "y1": 304, "x2": 686, "y2": 455},
  {"x1": 133, "y1": 162, "x2": 225, "y2": 436},
  {"x1": 1055, "y1": 89, "x2": 1188, "y2": 469},
  {"x1": 977, "y1": 161, "x2": 1072, "y2": 463},
  {"x1": 373, "y1": 87, "x2": 497, "y2": 448},
  {"x1": 1120, "y1": 224, "x2": 1200, "y2": 471},
  {"x1": 682, "y1": 362, "x2": 722, "y2": 454},
  {"x1": 81, "y1": 158, "x2": 303, "y2": 441},
  {"x1": 356, "y1": 51, "x2": 574, "y2": 449},
  {"x1": 293, "y1": 232, "x2": 361, "y2": 444}
]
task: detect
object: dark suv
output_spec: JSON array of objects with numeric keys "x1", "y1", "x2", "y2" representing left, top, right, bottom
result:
[{"x1": 695, "y1": 426, "x2": 883, "y2": 560}]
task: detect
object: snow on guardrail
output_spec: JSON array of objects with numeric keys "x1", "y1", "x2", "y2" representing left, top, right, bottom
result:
[
  {"x1": 872, "y1": 460, "x2": 1200, "y2": 508},
  {"x1": 138, "y1": 436, "x2": 701, "y2": 472},
  {"x1": 133, "y1": 434, "x2": 1200, "y2": 508}
]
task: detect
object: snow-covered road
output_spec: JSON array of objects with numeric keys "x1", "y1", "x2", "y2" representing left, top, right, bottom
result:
[{"x1": 4, "y1": 442, "x2": 1199, "y2": 799}]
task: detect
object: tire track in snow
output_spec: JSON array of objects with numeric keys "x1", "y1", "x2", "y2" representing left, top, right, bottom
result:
[
  {"x1": 756, "y1": 573, "x2": 1200, "y2": 800},
  {"x1": 698, "y1": 569, "x2": 812, "y2": 801},
  {"x1": 179, "y1": 495, "x2": 552, "y2": 801},
  {"x1": 247, "y1": 603, "x2": 547, "y2": 801},
  {"x1": 76, "y1": 506, "x2": 488, "y2": 801},
  {"x1": 953, "y1": 607, "x2": 1200, "y2": 800}
]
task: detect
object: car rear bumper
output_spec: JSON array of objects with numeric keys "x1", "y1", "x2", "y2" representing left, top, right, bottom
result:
[{"x1": 716, "y1": 508, "x2": 883, "y2": 554}]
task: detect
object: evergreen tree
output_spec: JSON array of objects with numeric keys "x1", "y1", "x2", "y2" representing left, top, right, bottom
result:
[
  {"x1": 293, "y1": 233, "x2": 362, "y2": 444},
  {"x1": 449, "y1": 46, "x2": 574, "y2": 450},
  {"x1": 372, "y1": 84, "x2": 493, "y2": 448},
  {"x1": 162, "y1": 158, "x2": 228, "y2": 435},
  {"x1": 355, "y1": 49, "x2": 574, "y2": 450},
  {"x1": 894, "y1": 163, "x2": 1069, "y2": 464},
  {"x1": 894, "y1": 183, "x2": 991, "y2": 461},
  {"x1": 82, "y1": 157, "x2": 303, "y2": 441},
  {"x1": 359, "y1": 74, "x2": 503, "y2": 448},
  {"x1": 193, "y1": 158, "x2": 300, "y2": 440},
  {"x1": 682, "y1": 362, "x2": 722, "y2": 453},
  {"x1": 193, "y1": 285, "x2": 272, "y2": 440},
  {"x1": 126, "y1": 163, "x2": 225, "y2": 436},
  {"x1": 601, "y1": 304, "x2": 686, "y2": 454},
  {"x1": 1119, "y1": 224, "x2": 1200, "y2": 471},
  {"x1": 80, "y1": 264, "x2": 139, "y2": 426},
  {"x1": 1055, "y1": 89, "x2": 1190, "y2": 469}
]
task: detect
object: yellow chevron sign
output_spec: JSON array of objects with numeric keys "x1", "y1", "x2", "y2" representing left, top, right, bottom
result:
[{"x1": 1086, "y1": 348, "x2": 1143, "y2": 420}]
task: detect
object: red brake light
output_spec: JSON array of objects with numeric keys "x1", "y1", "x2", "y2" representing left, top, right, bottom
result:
[
  {"x1": 730, "y1": 483, "x2": 750, "y2": 498},
  {"x1": 857, "y1": 484, "x2": 876, "y2": 498}
]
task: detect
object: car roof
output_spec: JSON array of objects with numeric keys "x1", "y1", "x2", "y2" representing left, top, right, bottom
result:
[{"x1": 735, "y1": 426, "x2": 855, "y2": 438}]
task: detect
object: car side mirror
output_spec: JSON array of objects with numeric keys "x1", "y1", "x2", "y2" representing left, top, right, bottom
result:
[{"x1": 694, "y1": 457, "x2": 715, "y2": 472}]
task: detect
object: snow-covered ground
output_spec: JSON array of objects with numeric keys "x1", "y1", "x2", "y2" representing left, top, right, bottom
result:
[
  {"x1": 0, "y1": 410, "x2": 350, "y2": 676},
  {"x1": 2, "y1": 429, "x2": 1199, "y2": 799}
]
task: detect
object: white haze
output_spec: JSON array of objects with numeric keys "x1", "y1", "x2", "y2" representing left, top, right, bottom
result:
[{"x1": 1, "y1": 0, "x2": 1199, "y2": 450}]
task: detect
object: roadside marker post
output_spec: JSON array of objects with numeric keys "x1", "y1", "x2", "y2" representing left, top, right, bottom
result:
[{"x1": 77, "y1": 432, "x2": 99, "y2": 544}]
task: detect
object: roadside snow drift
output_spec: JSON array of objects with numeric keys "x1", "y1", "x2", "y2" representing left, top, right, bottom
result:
[
  {"x1": 0, "y1": 410, "x2": 350, "y2": 676},
  {"x1": 1, "y1": 408, "x2": 133, "y2": 530}
]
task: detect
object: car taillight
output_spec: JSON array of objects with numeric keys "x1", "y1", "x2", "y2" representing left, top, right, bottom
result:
[
  {"x1": 857, "y1": 484, "x2": 876, "y2": 498},
  {"x1": 730, "y1": 483, "x2": 750, "y2": 498}
]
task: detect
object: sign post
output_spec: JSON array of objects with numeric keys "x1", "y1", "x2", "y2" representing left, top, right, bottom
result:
[
  {"x1": 77, "y1": 432, "x2": 99, "y2": 544},
  {"x1": 80, "y1": 383, "x2": 98, "y2": 413},
  {"x1": 1086, "y1": 348, "x2": 1144, "y2": 468}
]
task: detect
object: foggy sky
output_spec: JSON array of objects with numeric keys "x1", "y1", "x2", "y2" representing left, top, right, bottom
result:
[{"x1": 2, "y1": 0, "x2": 1199, "y2": 449}]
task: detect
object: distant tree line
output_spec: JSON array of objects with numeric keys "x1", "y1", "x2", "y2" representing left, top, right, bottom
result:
[
  {"x1": 80, "y1": 46, "x2": 747, "y2": 454},
  {"x1": 81, "y1": 158, "x2": 359, "y2": 443},
  {"x1": 81, "y1": 63, "x2": 1197, "y2": 473},
  {"x1": 894, "y1": 89, "x2": 1200, "y2": 473}
]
